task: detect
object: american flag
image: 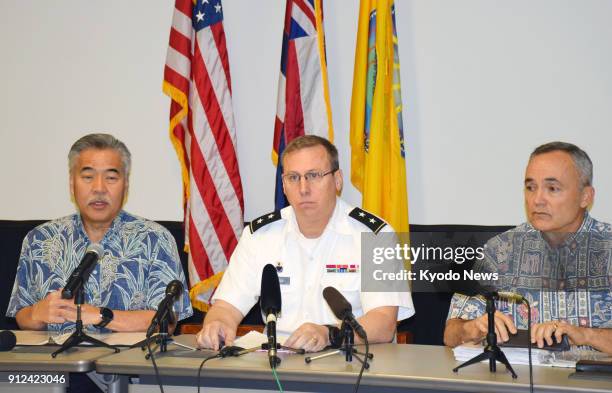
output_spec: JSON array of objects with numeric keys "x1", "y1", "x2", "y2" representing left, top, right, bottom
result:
[
  {"x1": 272, "y1": 0, "x2": 334, "y2": 210},
  {"x1": 163, "y1": 0, "x2": 244, "y2": 311}
]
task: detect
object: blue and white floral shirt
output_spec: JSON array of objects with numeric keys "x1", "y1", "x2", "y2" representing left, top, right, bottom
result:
[
  {"x1": 7, "y1": 211, "x2": 193, "y2": 332},
  {"x1": 448, "y1": 214, "x2": 612, "y2": 331}
]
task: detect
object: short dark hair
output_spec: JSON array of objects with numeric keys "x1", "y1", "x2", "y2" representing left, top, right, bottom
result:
[
  {"x1": 68, "y1": 133, "x2": 131, "y2": 176},
  {"x1": 530, "y1": 141, "x2": 592, "y2": 187},
  {"x1": 281, "y1": 135, "x2": 339, "y2": 172}
]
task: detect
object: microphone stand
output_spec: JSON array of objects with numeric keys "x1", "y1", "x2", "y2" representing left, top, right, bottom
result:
[
  {"x1": 452, "y1": 293, "x2": 517, "y2": 378},
  {"x1": 220, "y1": 340, "x2": 305, "y2": 363},
  {"x1": 141, "y1": 304, "x2": 175, "y2": 358},
  {"x1": 304, "y1": 320, "x2": 373, "y2": 367},
  {"x1": 51, "y1": 286, "x2": 120, "y2": 357}
]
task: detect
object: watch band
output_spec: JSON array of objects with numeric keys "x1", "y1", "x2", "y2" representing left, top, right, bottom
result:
[
  {"x1": 93, "y1": 307, "x2": 113, "y2": 329},
  {"x1": 326, "y1": 325, "x2": 342, "y2": 348}
]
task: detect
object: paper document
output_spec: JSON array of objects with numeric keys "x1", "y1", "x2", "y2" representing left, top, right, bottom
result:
[
  {"x1": 234, "y1": 330, "x2": 289, "y2": 351},
  {"x1": 453, "y1": 344, "x2": 608, "y2": 368}
]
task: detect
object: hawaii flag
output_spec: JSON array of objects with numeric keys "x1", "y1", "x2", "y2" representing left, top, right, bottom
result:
[{"x1": 272, "y1": 0, "x2": 334, "y2": 210}]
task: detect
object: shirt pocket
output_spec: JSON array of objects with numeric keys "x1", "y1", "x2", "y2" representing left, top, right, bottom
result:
[{"x1": 320, "y1": 273, "x2": 362, "y2": 315}]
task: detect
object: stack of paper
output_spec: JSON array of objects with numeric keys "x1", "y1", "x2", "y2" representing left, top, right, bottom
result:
[{"x1": 452, "y1": 344, "x2": 575, "y2": 368}]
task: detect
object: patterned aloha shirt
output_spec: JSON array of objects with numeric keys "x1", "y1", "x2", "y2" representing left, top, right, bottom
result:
[
  {"x1": 7, "y1": 211, "x2": 193, "y2": 332},
  {"x1": 448, "y1": 214, "x2": 612, "y2": 330}
]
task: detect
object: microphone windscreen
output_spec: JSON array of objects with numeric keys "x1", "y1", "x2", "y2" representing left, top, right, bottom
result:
[
  {"x1": 323, "y1": 286, "x2": 352, "y2": 320},
  {"x1": 0, "y1": 331, "x2": 16, "y2": 351},
  {"x1": 86, "y1": 243, "x2": 104, "y2": 257},
  {"x1": 260, "y1": 264, "x2": 281, "y2": 315},
  {"x1": 165, "y1": 280, "x2": 184, "y2": 298}
]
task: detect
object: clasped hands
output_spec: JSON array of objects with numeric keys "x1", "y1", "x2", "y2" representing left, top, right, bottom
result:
[
  {"x1": 197, "y1": 321, "x2": 330, "y2": 352},
  {"x1": 31, "y1": 289, "x2": 101, "y2": 325},
  {"x1": 466, "y1": 311, "x2": 587, "y2": 348}
]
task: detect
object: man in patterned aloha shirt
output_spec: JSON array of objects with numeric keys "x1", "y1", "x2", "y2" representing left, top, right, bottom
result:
[
  {"x1": 7, "y1": 133, "x2": 192, "y2": 333},
  {"x1": 444, "y1": 142, "x2": 612, "y2": 354}
]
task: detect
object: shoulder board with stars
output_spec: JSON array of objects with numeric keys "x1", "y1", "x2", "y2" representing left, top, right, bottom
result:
[
  {"x1": 249, "y1": 211, "x2": 282, "y2": 234},
  {"x1": 348, "y1": 207, "x2": 387, "y2": 234}
]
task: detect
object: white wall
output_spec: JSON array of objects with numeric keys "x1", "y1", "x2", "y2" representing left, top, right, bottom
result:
[{"x1": 1, "y1": 0, "x2": 611, "y2": 225}]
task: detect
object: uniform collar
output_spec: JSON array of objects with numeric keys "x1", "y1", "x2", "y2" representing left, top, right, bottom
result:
[{"x1": 282, "y1": 197, "x2": 352, "y2": 236}]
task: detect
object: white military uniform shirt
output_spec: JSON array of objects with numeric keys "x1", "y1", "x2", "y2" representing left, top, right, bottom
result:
[{"x1": 213, "y1": 198, "x2": 415, "y2": 335}]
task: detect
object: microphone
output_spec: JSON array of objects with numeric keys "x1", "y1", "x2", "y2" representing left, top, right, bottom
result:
[
  {"x1": 323, "y1": 286, "x2": 367, "y2": 339},
  {"x1": 0, "y1": 331, "x2": 16, "y2": 352},
  {"x1": 259, "y1": 264, "x2": 281, "y2": 368},
  {"x1": 448, "y1": 277, "x2": 525, "y2": 302},
  {"x1": 62, "y1": 243, "x2": 103, "y2": 299},
  {"x1": 146, "y1": 280, "x2": 183, "y2": 338}
]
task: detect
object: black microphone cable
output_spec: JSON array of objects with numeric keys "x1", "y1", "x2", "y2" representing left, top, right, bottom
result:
[
  {"x1": 197, "y1": 352, "x2": 221, "y2": 393},
  {"x1": 145, "y1": 339, "x2": 165, "y2": 393},
  {"x1": 353, "y1": 333, "x2": 369, "y2": 393}
]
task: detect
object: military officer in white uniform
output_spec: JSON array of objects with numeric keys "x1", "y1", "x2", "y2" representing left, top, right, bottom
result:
[{"x1": 196, "y1": 135, "x2": 414, "y2": 352}]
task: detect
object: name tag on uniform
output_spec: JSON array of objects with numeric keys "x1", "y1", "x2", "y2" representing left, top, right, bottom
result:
[{"x1": 279, "y1": 276, "x2": 291, "y2": 285}]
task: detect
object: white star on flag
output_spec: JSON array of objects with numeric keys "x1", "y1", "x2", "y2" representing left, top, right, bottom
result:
[
  {"x1": 196, "y1": 11, "x2": 205, "y2": 21},
  {"x1": 215, "y1": 3, "x2": 222, "y2": 12}
]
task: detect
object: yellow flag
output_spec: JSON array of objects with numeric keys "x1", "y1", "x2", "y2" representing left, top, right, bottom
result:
[{"x1": 350, "y1": 0, "x2": 409, "y2": 234}]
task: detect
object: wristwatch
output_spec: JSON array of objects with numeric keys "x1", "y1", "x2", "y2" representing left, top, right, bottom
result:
[
  {"x1": 93, "y1": 307, "x2": 114, "y2": 329},
  {"x1": 326, "y1": 325, "x2": 342, "y2": 348}
]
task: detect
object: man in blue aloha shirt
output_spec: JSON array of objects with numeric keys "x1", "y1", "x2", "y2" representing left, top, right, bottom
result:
[
  {"x1": 444, "y1": 142, "x2": 612, "y2": 354},
  {"x1": 6, "y1": 133, "x2": 192, "y2": 333}
]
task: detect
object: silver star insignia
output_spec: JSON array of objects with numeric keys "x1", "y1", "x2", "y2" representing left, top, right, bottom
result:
[
  {"x1": 358, "y1": 212, "x2": 366, "y2": 217},
  {"x1": 369, "y1": 218, "x2": 376, "y2": 223},
  {"x1": 268, "y1": 214, "x2": 275, "y2": 219},
  {"x1": 257, "y1": 218, "x2": 263, "y2": 224}
]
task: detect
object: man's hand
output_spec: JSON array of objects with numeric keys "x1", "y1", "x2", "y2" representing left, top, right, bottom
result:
[
  {"x1": 445, "y1": 311, "x2": 517, "y2": 347},
  {"x1": 60, "y1": 304, "x2": 103, "y2": 326},
  {"x1": 531, "y1": 321, "x2": 588, "y2": 348},
  {"x1": 196, "y1": 320, "x2": 237, "y2": 351},
  {"x1": 284, "y1": 323, "x2": 329, "y2": 353},
  {"x1": 30, "y1": 290, "x2": 76, "y2": 324},
  {"x1": 465, "y1": 311, "x2": 517, "y2": 343},
  {"x1": 195, "y1": 300, "x2": 243, "y2": 351}
]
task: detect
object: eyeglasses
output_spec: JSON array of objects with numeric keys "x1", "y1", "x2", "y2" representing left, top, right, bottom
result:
[{"x1": 282, "y1": 169, "x2": 337, "y2": 185}]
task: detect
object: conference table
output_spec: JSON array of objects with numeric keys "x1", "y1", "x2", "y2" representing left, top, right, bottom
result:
[
  {"x1": 0, "y1": 337, "x2": 610, "y2": 392},
  {"x1": 0, "y1": 345, "x2": 117, "y2": 392},
  {"x1": 92, "y1": 338, "x2": 612, "y2": 393}
]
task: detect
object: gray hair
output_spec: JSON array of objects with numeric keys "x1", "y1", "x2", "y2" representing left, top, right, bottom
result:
[
  {"x1": 530, "y1": 141, "x2": 593, "y2": 187},
  {"x1": 68, "y1": 133, "x2": 131, "y2": 176}
]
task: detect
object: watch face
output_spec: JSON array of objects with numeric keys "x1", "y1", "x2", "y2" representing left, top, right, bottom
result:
[{"x1": 101, "y1": 307, "x2": 114, "y2": 321}]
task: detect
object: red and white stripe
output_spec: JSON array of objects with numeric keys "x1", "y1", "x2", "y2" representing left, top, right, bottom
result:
[{"x1": 163, "y1": 0, "x2": 244, "y2": 309}]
